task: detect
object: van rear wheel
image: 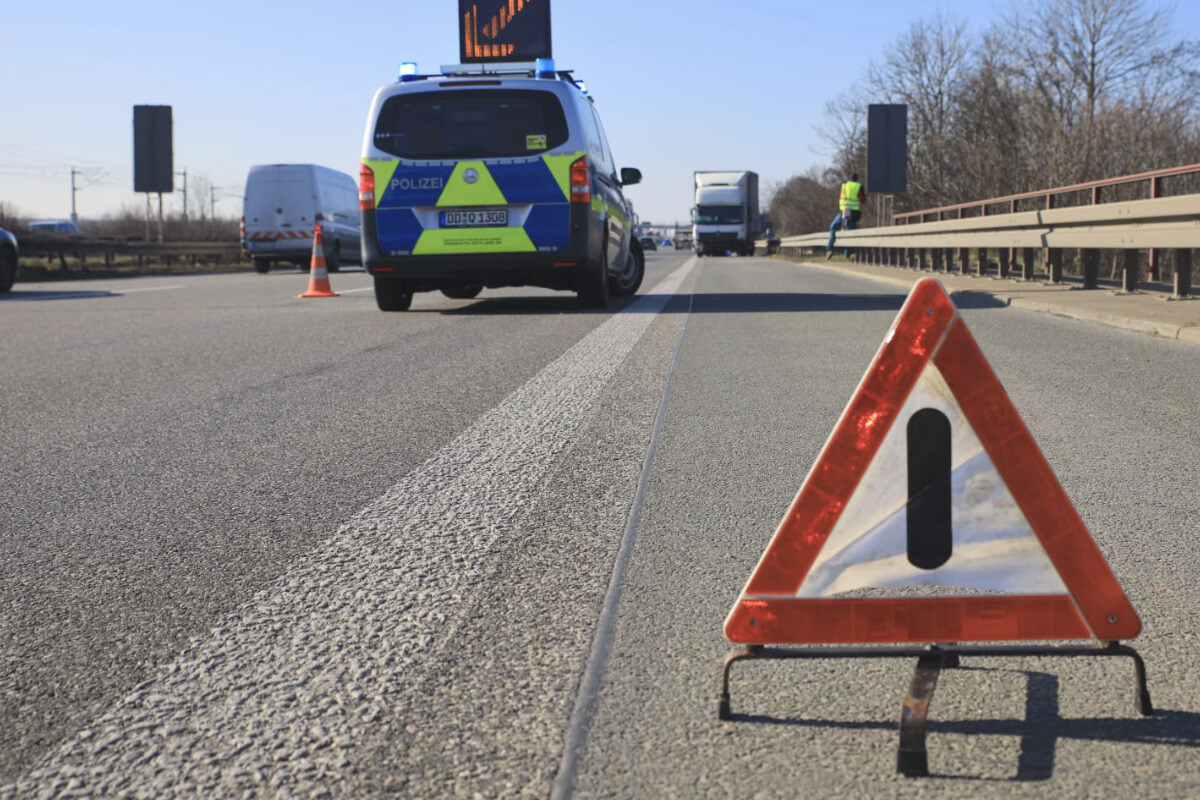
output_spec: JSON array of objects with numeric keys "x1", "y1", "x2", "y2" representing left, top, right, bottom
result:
[
  {"x1": 610, "y1": 241, "x2": 644, "y2": 297},
  {"x1": 327, "y1": 241, "x2": 342, "y2": 273},
  {"x1": 375, "y1": 276, "x2": 414, "y2": 311},
  {"x1": 253, "y1": 257, "x2": 271, "y2": 274}
]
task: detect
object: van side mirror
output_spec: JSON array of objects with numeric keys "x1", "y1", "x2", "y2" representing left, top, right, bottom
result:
[{"x1": 620, "y1": 167, "x2": 642, "y2": 186}]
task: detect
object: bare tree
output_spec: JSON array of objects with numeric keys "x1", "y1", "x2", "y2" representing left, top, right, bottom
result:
[
  {"x1": 189, "y1": 174, "x2": 214, "y2": 221},
  {"x1": 766, "y1": 169, "x2": 838, "y2": 236},
  {"x1": 778, "y1": 0, "x2": 1200, "y2": 234},
  {"x1": 863, "y1": 13, "x2": 973, "y2": 208},
  {"x1": 814, "y1": 83, "x2": 870, "y2": 184},
  {"x1": 995, "y1": 0, "x2": 1200, "y2": 183}
]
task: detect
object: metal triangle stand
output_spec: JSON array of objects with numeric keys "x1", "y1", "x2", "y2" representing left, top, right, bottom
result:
[{"x1": 719, "y1": 641, "x2": 1152, "y2": 777}]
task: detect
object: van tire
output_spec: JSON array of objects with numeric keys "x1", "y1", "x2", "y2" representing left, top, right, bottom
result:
[
  {"x1": 441, "y1": 285, "x2": 483, "y2": 299},
  {"x1": 578, "y1": 250, "x2": 609, "y2": 309},
  {"x1": 253, "y1": 258, "x2": 271, "y2": 274},
  {"x1": 375, "y1": 276, "x2": 414, "y2": 311},
  {"x1": 610, "y1": 240, "x2": 644, "y2": 296},
  {"x1": 327, "y1": 241, "x2": 342, "y2": 273}
]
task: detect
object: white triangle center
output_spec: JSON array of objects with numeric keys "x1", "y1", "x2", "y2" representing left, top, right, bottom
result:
[{"x1": 796, "y1": 361, "x2": 1069, "y2": 598}]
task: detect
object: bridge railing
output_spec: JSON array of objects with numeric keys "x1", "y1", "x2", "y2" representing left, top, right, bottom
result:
[{"x1": 759, "y1": 164, "x2": 1200, "y2": 298}]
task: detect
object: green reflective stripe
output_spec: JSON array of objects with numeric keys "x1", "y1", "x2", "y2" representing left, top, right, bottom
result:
[
  {"x1": 364, "y1": 158, "x2": 400, "y2": 202},
  {"x1": 436, "y1": 162, "x2": 507, "y2": 207},
  {"x1": 607, "y1": 202, "x2": 628, "y2": 227},
  {"x1": 591, "y1": 196, "x2": 605, "y2": 214},
  {"x1": 542, "y1": 152, "x2": 585, "y2": 201},
  {"x1": 412, "y1": 227, "x2": 536, "y2": 255}
]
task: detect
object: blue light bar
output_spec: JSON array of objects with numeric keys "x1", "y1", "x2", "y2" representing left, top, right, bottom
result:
[
  {"x1": 573, "y1": 79, "x2": 589, "y2": 95},
  {"x1": 535, "y1": 57, "x2": 556, "y2": 79},
  {"x1": 399, "y1": 62, "x2": 420, "y2": 82}
]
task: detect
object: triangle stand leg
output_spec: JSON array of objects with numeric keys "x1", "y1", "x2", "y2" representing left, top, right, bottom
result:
[{"x1": 897, "y1": 652, "x2": 944, "y2": 777}]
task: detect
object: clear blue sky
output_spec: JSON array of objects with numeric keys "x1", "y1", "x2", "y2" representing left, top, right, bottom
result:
[{"x1": 2, "y1": 0, "x2": 1196, "y2": 226}]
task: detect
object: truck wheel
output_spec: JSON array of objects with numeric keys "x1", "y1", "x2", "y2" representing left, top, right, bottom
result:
[
  {"x1": 578, "y1": 250, "x2": 609, "y2": 308},
  {"x1": 0, "y1": 246, "x2": 17, "y2": 293},
  {"x1": 610, "y1": 241, "x2": 644, "y2": 296},
  {"x1": 327, "y1": 241, "x2": 342, "y2": 273},
  {"x1": 253, "y1": 257, "x2": 271, "y2": 274},
  {"x1": 375, "y1": 276, "x2": 413, "y2": 311},
  {"x1": 441, "y1": 285, "x2": 483, "y2": 299}
]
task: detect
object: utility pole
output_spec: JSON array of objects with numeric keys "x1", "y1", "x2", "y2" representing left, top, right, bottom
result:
[
  {"x1": 210, "y1": 185, "x2": 216, "y2": 219},
  {"x1": 176, "y1": 169, "x2": 188, "y2": 221},
  {"x1": 70, "y1": 167, "x2": 80, "y2": 223}
]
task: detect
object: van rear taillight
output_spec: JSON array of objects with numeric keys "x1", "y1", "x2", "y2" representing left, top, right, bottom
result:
[
  {"x1": 359, "y1": 164, "x2": 376, "y2": 210},
  {"x1": 569, "y1": 156, "x2": 590, "y2": 204}
]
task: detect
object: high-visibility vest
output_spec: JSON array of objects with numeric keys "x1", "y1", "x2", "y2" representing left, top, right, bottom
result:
[{"x1": 839, "y1": 181, "x2": 863, "y2": 211}]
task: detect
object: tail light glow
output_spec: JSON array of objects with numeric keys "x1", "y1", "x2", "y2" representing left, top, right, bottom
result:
[
  {"x1": 569, "y1": 156, "x2": 590, "y2": 204},
  {"x1": 359, "y1": 164, "x2": 376, "y2": 211}
]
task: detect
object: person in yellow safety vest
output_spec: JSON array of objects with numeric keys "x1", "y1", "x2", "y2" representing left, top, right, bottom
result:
[{"x1": 826, "y1": 172, "x2": 866, "y2": 259}]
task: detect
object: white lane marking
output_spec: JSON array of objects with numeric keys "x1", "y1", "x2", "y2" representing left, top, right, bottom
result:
[
  {"x1": 336, "y1": 286, "x2": 374, "y2": 294},
  {"x1": 112, "y1": 285, "x2": 186, "y2": 294},
  {"x1": 4, "y1": 258, "x2": 698, "y2": 797}
]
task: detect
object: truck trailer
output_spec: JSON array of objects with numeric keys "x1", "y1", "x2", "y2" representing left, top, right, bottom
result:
[{"x1": 691, "y1": 171, "x2": 760, "y2": 256}]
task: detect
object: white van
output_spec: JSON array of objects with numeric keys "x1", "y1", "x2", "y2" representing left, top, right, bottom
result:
[{"x1": 241, "y1": 164, "x2": 361, "y2": 273}]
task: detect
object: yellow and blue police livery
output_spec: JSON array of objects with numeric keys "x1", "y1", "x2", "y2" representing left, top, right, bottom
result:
[{"x1": 359, "y1": 60, "x2": 644, "y2": 311}]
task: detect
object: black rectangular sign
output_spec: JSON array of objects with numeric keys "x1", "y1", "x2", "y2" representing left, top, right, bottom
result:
[
  {"x1": 133, "y1": 105, "x2": 173, "y2": 194},
  {"x1": 459, "y1": 0, "x2": 552, "y2": 63},
  {"x1": 867, "y1": 104, "x2": 907, "y2": 195}
]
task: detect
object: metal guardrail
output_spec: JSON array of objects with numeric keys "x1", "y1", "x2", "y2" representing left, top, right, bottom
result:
[
  {"x1": 19, "y1": 237, "x2": 243, "y2": 259},
  {"x1": 892, "y1": 162, "x2": 1200, "y2": 225},
  {"x1": 756, "y1": 193, "x2": 1198, "y2": 298}
]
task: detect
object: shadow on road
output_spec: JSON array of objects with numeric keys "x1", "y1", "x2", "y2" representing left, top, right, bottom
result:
[
  {"x1": 426, "y1": 290, "x2": 1008, "y2": 316},
  {"x1": 726, "y1": 667, "x2": 1198, "y2": 782},
  {"x1": 1, "y1": 289, "x2": 117, "y2": 301}
]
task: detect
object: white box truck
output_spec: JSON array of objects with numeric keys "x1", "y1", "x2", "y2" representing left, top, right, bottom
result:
[
  {"x1": 241, "y1": 164, "x2": 361, "y2": 273},
  {"x1": 691, "y1": 171, "x2": 760, "y2": 257}
]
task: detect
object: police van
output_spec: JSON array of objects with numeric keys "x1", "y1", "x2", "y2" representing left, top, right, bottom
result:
[{"x1": 359, "y1": 60, "x2": 644, "y2": 311}]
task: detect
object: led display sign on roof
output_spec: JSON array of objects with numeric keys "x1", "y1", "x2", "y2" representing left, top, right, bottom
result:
[{"x1": 459, "y1": 0, "x2": 552, "y2": 63}]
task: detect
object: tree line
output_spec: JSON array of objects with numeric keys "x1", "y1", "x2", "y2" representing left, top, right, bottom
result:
[{"x1": 768, "y1": 0, "x2": 1200, "y2": 236}]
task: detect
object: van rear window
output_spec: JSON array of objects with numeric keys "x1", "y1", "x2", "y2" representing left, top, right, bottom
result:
[{"x1": 373, "y1": 89, "x2": 569, "y2": 159}]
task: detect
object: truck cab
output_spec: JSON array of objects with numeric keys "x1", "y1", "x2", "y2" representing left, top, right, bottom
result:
[{"x1": 692, "y1": 171, "x2": 760, "y2": 257}]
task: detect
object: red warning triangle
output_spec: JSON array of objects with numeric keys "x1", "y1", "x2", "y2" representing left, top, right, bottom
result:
[{"x1": 725, "y1": 279, "x2": 1140, "y2": 645}]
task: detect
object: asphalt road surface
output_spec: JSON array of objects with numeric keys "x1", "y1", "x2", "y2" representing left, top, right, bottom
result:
[{"x1": 1, "y1": 253, "x2": 1197, "y2": 798}]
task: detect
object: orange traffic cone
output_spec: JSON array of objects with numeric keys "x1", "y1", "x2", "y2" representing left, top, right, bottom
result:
[{"x1": 299, "y1": 225, "x2": 340, "y2": 298}]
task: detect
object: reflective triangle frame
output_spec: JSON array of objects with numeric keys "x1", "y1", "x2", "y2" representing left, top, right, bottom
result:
[{"x1": 725, "y1": 279, "x2": 1141, "y2": 645}]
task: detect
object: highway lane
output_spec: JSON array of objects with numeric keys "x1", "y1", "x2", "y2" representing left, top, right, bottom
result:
[
  {"x1": 0, "y1": 255, "x2": 685, "y2": 795},
  {"x1": 1, "y1": 254, "x2": 1198, "y2": 797}
]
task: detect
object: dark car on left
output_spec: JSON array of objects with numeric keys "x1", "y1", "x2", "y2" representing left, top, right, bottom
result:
[{"x1": 0, "y1": 227, "x2": 18, "y2": 293}]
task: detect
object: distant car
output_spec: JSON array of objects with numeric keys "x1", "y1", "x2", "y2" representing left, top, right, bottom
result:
[
  {"x1": 28, "y1": 219, "x2": 82, "y2": 235},
  {"x1": 0, "y1": 226, "x2": 19, "y2": 293},
  {"x1": 639, "y1": 236, "x2": 658, "y2": 251}
]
